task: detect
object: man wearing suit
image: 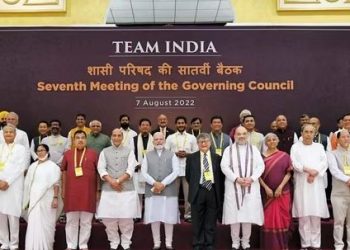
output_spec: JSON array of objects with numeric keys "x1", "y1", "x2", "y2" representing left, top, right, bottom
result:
[
  {"x1": 186, "y1": 133, "x2": 224, "y2": 250},
  {"x1": 151, "y1": 114, "x2": 175, "y2": 139}
]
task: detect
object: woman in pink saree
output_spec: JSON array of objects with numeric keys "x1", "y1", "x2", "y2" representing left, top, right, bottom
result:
[{"x1": 260, "y1": 133, "x2": 292, "y2": 250}]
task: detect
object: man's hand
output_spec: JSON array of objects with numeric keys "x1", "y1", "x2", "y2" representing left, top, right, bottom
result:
[
  {"x1": 176, "y1": 150, "x2": 187, "y2": 158},
  {"x1": 0, "y1": 180, "x2": 9, "y2": 191},
  {"x1": 307, "y1": 174, "x2": 315, "y2": 184},
  {"x1": 110, "y1": 179, "x2": 123, "y2": 192},
  {"x1": 153, "y1": 182, "x2": 165, "y2": 193},
  {"x1": 51, "y1": 197, "x2": 58, "y2": 209}
]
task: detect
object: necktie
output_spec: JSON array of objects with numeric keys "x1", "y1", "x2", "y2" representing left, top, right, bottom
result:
[{"x1": 202, "y1": 153, "x2": 212, "y2": 190}]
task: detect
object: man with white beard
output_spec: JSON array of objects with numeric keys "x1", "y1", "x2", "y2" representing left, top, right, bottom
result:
[
  {"x1": 221, "y1": 126, "x2": 264, "y2": 250},
  {"x1": 141, "y1": 132, "x2": 179, "y2": 250}
]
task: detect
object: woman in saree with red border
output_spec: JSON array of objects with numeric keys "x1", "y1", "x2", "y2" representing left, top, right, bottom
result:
[{"x1": 260, "y1": 133, "x2": 293, "y2": 250}]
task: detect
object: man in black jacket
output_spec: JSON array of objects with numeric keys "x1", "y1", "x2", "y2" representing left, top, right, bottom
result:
[{"x1": 186, "y1": 133, "x2": 224, "y2": 250}]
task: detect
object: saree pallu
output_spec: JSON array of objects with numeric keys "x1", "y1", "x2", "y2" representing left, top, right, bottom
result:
[{"x1": 262, "y1": 191, "x2": 291, "y2": 250}]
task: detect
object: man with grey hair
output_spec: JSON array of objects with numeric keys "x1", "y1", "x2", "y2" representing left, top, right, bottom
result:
[
  {"x1": 97, "y1": 128, "x2": 140, "y2": 250},
  {"x1": 0, "y1": 112, "x2": 30, "y2": 166},
  {"x1": 291, "y1": 123, "x2": 329, "y2": 249},
  {"x1": 141, "y1": 132, "x2": 179, "y2": 250},
  {"x1": 186, "y1": 133, "x2": 224, "y2": 250},
  {"x1": 87, "y1": 120, "x2": 111, "y2": 155},
  {"x1": 0, "y1": 125, "x2": 26, "y2": 250},
  {"x1": 327, "y1": 129, "x2": 350, "y2": 250},
  {"x1": 221, "y1": 126, "x2": 264, "y2": 250}
]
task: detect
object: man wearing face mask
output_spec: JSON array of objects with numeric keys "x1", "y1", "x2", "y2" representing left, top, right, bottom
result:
[
  {"x1": 165, "y1": 116, "x2": 198, "y2": 222},
  {"x1": 41, "y1": 120, "x2": 68, "y2": 167},
  {"x1": 61, "y1": 130, "x2": 98, "y2": 250},
  {"x1": 141, "y1": 132, "x2": 179, "y2": 250},
  {"x1": 97, "y1": 128, "x2": 140, "y2": 250},
  {"x1": 0, "y1": 125, "x2": 26, "y2": 250},
  {"x1": 119, "y1": 114, "x2": 137, "y2": 150},
  {"x1": 221, "y1": 126, "x2": 264, "y2": 250}
]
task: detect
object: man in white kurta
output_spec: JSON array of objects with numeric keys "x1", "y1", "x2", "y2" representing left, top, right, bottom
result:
[
  {"x1": 97, "y1": 128, "x2": 140, "y2": 250},
  {"x1": 291, "y1": 123, "x2": 329, "y2": 249},
  {"x1": 133, "y1": 118, "x2": 154, "y2": 216},
  {"x1": 327, "y1": 129, "x2": 350, "y2": 250},
  {"x1": 165, "y1": 116, "x2": 198, "y2": 221},
  {"x1": 0, "y1": 125, "x2": 26, "y2": 250},
  {"x1": 141, "y1": 132, "x2": 179, "y2": 250},
  {"x1": 119, "y1": 114, "x2": 137, "y2": 150},
  {"x1": 221, "y1": 126, "x2": 264, "y2": 250},
  {"x1": 41, "y1": 119, "x2": 68, "y2": 166},
  {"x1": 0, "y1": 112, "x2": 30, "y2": 167},
  {"x1": 242, "y1": 115, "x2": 264, "y2": 152}
]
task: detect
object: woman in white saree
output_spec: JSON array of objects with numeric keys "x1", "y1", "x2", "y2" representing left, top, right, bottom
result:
[{"x1": 23, "y1": 143, "x2": 61, "y2": 250}]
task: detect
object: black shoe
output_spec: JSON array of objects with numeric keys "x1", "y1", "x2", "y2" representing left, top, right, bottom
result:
[
  {"x1": 133, "y1": 218, "x2": 142, "y2": 223},
  {"x1": 184, "y1": 218, "x2": 192, "y2": 223},
  {"x1": 152, "y1": 247, "x2": 161, "y2": 250},
  {"x1": 166, "y1": 247, "x2": 174, "y2": 250}
]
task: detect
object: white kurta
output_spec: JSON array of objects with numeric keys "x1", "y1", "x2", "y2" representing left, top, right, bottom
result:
[
  {"x1": 0, "y1": 143, "x2": 26, "y2": 217},
  {"x1": 165, "y1": 131, "x2": 198, "y2": 176},
  {"x1": 96, "y1": 149, "x2": 141, "y2": 218},
  {"x1": 221, "y1": 143, "x2": 264, "y2": 225},
  {"x1": 141, "y1": 152, "x2": 180, "y2": 224},
  {"x1": 291, "y1": 141, "x2": 329, "y2": 218},
  {"x1": 133, "y1": 134, "x2": 154, "y2": 194},
  {"x1": 41, "y1": 135, "x2": 68, "y2": 166},
  {"x1": 121, "y1": 128, "x2": 137, "y2": 150},
  {"x1": 0, "y1": 129, "x2": 30, "y2": 167},
  {"x1": 23, "y1": 160, "x2": 61, "y2": 250},
  {"x1": 247, "y1": 131, "x2": 264, "y2": 153}
]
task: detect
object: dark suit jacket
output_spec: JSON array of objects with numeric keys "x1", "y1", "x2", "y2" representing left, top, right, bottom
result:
[
  {"x1": 185, "y1": 150, "x2": 224, "y2": 221},
  {"x1": 151, "y1": 127, "x2": 175, "y2": 139}
]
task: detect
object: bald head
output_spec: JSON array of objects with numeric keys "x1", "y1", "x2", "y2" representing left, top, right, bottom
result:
[
  {"x1": 234, "y1": 126, "x2": 248, "y2": 145},
  {"x1": 157, "y1": 114, "x2": 168, "y2": 128}
]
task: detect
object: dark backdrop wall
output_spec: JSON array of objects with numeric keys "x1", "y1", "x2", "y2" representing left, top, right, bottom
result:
[{"x1": 0, "y1": 26, "x2": 349, "y2": 138}]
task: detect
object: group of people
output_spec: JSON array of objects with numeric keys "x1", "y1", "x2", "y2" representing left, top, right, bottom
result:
[{"x1": 0, "y1": 109, "x2": 349, "y2": 250}]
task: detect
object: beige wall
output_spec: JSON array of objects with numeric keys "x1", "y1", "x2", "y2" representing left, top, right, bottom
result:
[
  {"x1": 0, "y1": 0, "x2": 349, "y2": 25},
  {"x1": 0, "y1": 0, "x2": 110, "y2": 25},
  {"x1": 232, "y1": 0, "x2": 350, "y2": 23}
]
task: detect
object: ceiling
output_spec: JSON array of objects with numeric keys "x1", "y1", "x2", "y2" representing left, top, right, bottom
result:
[{"x1": 106, "y1": 0, "x2": 235, "y2": 25}]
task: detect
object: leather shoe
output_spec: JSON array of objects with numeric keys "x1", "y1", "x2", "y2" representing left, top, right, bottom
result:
[
  {"x1": 184, "y1": 218, "x2": 192, "y2": 223},
  {"x1": 166, "y1": 247, "x2": 175, "y2": 250},
  {"x1": 152, "y1": 247, "x2": 161, "y2": 250}
]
